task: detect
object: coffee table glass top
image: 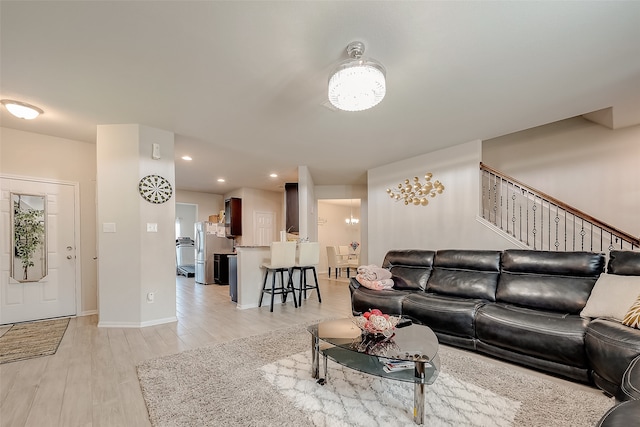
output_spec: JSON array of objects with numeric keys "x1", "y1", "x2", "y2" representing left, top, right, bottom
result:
[{"x1": 308, "y1": 318, "x2": 440, "y2": 384}]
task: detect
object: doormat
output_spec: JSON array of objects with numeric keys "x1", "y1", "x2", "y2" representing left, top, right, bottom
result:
[{"x1": 0, "y1": 318, "x2": 70, "y2": 364}]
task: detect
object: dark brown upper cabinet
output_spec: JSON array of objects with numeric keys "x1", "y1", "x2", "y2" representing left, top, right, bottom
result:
[
  {"x1": 224, "y1": 197, "x2": 242, "y2": 238},
  {"x1": 285, "y1": 183, "x2": 299, "y2": 234}
]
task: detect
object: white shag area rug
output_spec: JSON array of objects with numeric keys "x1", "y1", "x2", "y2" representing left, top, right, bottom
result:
[
  {"x1": 261, "y1": 350, "x2": 517, "y2": 427},
  {"x1": 136, "y1": 324, "x2": 614, "y2": 427}
]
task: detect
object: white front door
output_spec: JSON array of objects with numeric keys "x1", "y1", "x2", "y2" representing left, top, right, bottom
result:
[{"x1": 0, "y1": 177, "x2": 78, "y2": 324}]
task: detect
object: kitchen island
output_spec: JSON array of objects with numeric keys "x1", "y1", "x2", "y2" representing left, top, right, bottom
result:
[{"x1": 234, "y1": 246, "x2": 270, "y2": 309}]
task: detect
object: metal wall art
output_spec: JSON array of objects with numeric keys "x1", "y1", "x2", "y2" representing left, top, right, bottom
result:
[{"x1": 386, "y1": 173, "x2": 445, "y2": 206}]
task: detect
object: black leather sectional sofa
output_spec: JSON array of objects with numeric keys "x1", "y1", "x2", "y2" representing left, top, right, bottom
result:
[{"x1": 349, "y1": 249, "x2": 640, "y2": 406}]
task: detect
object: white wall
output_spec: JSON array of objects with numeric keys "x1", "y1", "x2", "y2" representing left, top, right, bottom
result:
[
  {"x1": 0, "y1": 127, "x2": 98, "y2": 315},
  {"x1": 368, "y1": 140, "x2": 519, "y2": 265},
  {"x1": 315, "y1": 184, "x2": 368, "y2": 265},
  {"x1": 175, "y1": 203, "x2": 197, "y2": 239},
  {"x1": 224, "y1": 187, "x2": 283, "y2": 246},
  {"x1": 96, "y1": 124, "x2": 176, "y2": 327},
  {"x1": 176, "y1": 190, "x2": 224, "y2": 223},
  {"x1": 483, "y1": 117, "x2": 640, "y2": 237},
  {"x1": 317, "y1": 201, "x2": 362, "y2": 274}
]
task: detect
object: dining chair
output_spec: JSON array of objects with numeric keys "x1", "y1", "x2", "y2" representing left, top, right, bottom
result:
[
  {"x1": 292, "y1": 242, "x2": 321, "y2": 304},
  {"x1": 326, "y1": 246, "x2": 350, "y2": 279},
  {"x1": 258, "y1": 241, "x2": 298, "y2": 312},
  {"x1": 339, "y1": 245, "x2": 358, "y2": 277}
]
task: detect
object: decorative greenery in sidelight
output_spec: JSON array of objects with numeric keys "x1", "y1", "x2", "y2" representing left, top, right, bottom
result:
[{"x1": 13, "y1": 200, "x2": 45, "y2": 281}]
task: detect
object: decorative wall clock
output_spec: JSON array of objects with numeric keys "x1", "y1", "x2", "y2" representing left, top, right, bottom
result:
[{"x1": 138, "y1": 174, "x2": 173, "y2": 204}]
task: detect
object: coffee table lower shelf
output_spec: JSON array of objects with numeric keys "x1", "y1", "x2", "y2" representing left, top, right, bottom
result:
[{"x1": 312, "y1": 345, "x2": 438, "y2": 424}]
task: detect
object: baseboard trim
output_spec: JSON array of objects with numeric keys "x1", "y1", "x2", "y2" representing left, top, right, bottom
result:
[
  {"x1": 236, "y1": 303, "x2": 259, "y2": 310},
  {"x1": 98, "y1": 316, "x2": 178, "y2": 328},
  {"x1": 80, "y1": 310, "x2": 98, "y2": 317},
  {"x1": 140, "y1": 317, "x2": 178, "y2": 327}
]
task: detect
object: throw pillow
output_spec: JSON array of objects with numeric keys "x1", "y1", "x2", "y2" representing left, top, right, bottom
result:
[
  {"x1": 623, "y1": 294, "x2": 640, "y2": 329},
  {"x1": 580, "y1": 273, "x2": 640, "y2": 322}
]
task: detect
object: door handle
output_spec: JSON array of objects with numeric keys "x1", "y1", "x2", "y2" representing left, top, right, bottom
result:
[
  {"x1": 67, "y1": 255, "x2": 73, "y2": 259},
  {"x1": 67, "y1": 246, "x2": 73, "y2": 251}
]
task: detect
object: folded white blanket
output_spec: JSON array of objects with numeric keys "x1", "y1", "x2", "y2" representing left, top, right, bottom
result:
[
  {"x1": 356, "y1": 274, "x2": 394, "y2": 290},
  {"x1": 357, "y1": 264, "x2": 392, "y2": 281}
]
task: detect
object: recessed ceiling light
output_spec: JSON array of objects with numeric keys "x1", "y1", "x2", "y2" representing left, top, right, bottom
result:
[
  {"x1": 217, "y1": 178, "x2": 226, "y2": 183},
  {"x1": 1, "y1": 99, "x2": 44, "y2": 120},
  {"x1": 270, "y1": 173, "x2": 278, "y2": 178},
  {"x1": 181, "y1": 155, "x2": 192, "y2": 161}
]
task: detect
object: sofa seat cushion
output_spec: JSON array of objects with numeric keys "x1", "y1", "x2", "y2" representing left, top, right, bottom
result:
[
  {"x1": 350, "y1": 284, "x2": 412, "y2": 316},
  {"x1": 476, "y1": 303, "x2": 590, "y2": 368},
  {"x1": 402, "y1": 293, "x2": 486, "y2": 339},
  {"x1": 585, "y1": 319, "x2": 640, "y2": 397}
]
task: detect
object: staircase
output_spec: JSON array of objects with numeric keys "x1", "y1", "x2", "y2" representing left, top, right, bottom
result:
[{"x1": 479, "y1": 163, "x2": 639, "y2": 253}]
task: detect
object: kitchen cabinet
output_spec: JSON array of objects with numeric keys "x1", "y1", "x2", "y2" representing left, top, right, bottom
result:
[
  {"x1": 285, "y1": 183, "x2": 299, "y2": 233},
  {"x1": 224, "y1": 197, "x2": 242, "y2": 237},
  {"x1": 214, "y1": 253, "x2": 230, "y2": 285}
]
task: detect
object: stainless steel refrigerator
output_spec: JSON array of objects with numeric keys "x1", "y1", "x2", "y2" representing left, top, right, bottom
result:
[{"x1": 195, "y1": 222, "x2": 233, "y2": 284}]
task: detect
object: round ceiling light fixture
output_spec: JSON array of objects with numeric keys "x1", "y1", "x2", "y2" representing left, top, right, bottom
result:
[
  {"x1": 1, "y1": 99, "x2": 44, "y2": 120},
  {"x1": 328, "y1": 41, "x2": 386, "y2": 112}
]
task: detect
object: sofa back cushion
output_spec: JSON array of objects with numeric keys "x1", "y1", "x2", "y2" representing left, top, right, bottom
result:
[
  {"x1": 608, "y1": 250, "x2": 640, "y2": 275},
  {"x1": 497, "y1": 249, "x2": 605, "y2": 313},
  {"x1": 382, "y1": 250, "x2": 435, "y2": 291},
  {"x1": 426, "y1": 250, "x2": 501, "y2": 301}
]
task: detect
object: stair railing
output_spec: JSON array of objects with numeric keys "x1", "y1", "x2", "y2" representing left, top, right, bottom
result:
[{"x1": 480, "y1": 162, "x2": 639, "y2": 252}]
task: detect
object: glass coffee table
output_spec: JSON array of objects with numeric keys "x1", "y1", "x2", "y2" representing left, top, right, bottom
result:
[{"x1": 308, "y1": 318, "x2": 440, "y2": 425}]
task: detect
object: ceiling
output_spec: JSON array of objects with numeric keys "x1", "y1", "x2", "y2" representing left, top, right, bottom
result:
[{"x1": 2, "y1": 2, "x2": 639, "y2": 194}]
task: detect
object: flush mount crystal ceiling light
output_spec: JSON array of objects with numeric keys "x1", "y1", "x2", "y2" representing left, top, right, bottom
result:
[
  {"x1": 1, "y1": 99, "x2": 44, "y2": 119},
  {"x1": 328, "y1": 41, "x2": 386, "y2": 112}
]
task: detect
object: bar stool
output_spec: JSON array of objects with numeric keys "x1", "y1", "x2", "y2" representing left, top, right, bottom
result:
[
  {"x1": 292, "y1": 242, "x2": 321, "y2": 304},
  {"x1": 259, "y1": 241, "x2": 298, "y2": 312}
]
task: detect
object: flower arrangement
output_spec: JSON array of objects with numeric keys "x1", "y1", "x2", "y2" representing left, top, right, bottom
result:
[
  {"x1": 353, "y1": 309, "x2": 401, "y2": 337},
  {"x1": 350, "y1": 241, "x2": 360, "y2": 251}
]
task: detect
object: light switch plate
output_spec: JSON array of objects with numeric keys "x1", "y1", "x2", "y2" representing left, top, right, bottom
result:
[
  {"x1": 147, "y1": 223, "x2": 158, "y2": 232},
  {"x1": 103, "y1": 223, "x2": 116, "y2": 233}
]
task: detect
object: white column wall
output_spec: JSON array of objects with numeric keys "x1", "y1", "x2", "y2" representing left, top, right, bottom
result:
[
  {"x1": 298, "y1": 165, "x2": 317, "y2": 242},
  {"x1": 97, "y1": 124, "x2": 176, "y2": 327},
  {"x1": 138, "y1": 125, "x2": 177, "y2": 325}
]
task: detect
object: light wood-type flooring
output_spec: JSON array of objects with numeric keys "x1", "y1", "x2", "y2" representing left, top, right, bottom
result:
[
  {"x1": 0, "y1": 274, "x2": 353, "y2": 427},
  {"x1": 0, "y1": 274, "x2": 604, "y2": 426}
]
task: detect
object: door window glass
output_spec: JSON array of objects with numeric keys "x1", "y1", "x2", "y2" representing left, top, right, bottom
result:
[{"x1": 11, "y1": 193, "x2": 47, "y2": 282}]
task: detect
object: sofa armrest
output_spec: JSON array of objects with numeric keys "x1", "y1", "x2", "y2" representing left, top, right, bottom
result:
[{"x1": 621, "y1": 355, "x2": 640, "y2": 401}]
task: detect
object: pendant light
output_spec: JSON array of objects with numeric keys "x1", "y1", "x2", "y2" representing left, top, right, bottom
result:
[{"x1": 345, "y1": 199, "x2": 360, "y2": 225}]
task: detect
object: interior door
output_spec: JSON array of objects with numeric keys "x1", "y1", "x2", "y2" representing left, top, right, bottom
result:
[
  {"x1": 254, "y1": 211, "x2": 275, "y2": 246},
  {"x1": 0, "y1": 177, "x2": 77, "y2": 324}
]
